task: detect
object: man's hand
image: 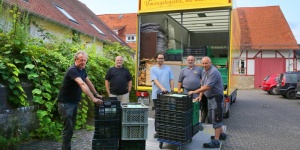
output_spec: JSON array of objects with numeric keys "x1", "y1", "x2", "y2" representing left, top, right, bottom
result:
[
  {"x1": 178, "y1": 89, "x2": 182, "y2": 93},
  {"x1": 188, "y1": 91, "x2": 194, "y2": 95},
  {"x1": 161, "y1": 88, "x2": 168, "y2": 93},
  {"x1": 94, "y1": 94, "x2": 103, "y2": 99},
  {"x1": 193, "y1": 97, "x2": 202, "y2": 102},
  {"x1": 93, "y1": 97, "x2": 103, "y2": 105}
]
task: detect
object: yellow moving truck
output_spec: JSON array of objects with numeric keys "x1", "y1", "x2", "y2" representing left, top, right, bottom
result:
[{"x1": 135, "y1": 0, "x2": 240, "y2": 118}]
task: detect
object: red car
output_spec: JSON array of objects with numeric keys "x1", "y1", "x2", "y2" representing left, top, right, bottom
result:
[{"x1": 260, "y1": 74, "x2": 279, "y2": 95}]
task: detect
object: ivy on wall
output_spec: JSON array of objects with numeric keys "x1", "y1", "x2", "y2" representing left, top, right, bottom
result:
[{"x1": 0, "y1": 3, "x2": 136, "y2": 145}]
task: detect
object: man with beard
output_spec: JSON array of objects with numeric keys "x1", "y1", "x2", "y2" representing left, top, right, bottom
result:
[{"x1": 150, "y1": 52, "x2": 174, "y2": 138}]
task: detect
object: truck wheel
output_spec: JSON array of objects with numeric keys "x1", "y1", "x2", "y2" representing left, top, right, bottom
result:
[
  {"x1": 286, "y1": 89, "x2": 297, "y2": 99},
  {"x1": 270, "y1": 87, "x2": 278, "y2": 95}
]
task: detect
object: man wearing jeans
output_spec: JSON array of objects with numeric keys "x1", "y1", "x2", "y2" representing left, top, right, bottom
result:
[
  {"x1": 57, "y1": 51, "x2": 103, "y2": 150},
  {"x1": 150, "y1": 52, "x2": 174, "y2": 138},
  {"x1": 188, "y1": 56, "x2": 226, "y2": 148}
]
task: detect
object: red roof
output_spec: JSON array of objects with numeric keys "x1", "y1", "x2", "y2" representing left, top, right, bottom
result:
[
  {"x1": 98, "y1": 13, "x2": 137, "y2": 50},
  {"x1": 237, "y1": 6, "x2": 299, "y2": 50},
  {"x1": 4, "y1": 0, "x2": 128, "y2": 46}
]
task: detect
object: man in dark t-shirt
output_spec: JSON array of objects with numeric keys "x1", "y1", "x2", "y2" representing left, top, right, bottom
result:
[
  {"x1": 57, "y1": 51, "x2": 102, "y2": 150},
  {"x1": 105, "y1": 56, "x2": 132, "y2": 103}
]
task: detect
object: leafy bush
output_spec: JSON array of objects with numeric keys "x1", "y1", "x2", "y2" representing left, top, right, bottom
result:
[{"x1": 0, "y1": 4, "x2": 136, "y2": 144}]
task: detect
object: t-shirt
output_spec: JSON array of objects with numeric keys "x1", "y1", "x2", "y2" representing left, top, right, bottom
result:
[
  {"x1": 150, "y1": 65, "x2": 174, "y2": 99},
  {"x1": 202, "y1": 65, "x2": 223, "y2": 98},
  {"x1": 58, "y1": 65, "x2": 87, "y2": 103},
  {"x1": 178, "y1": 66, "x2": 203, "y2": 91},
  {"x1": 105, "y1": 67, "x2": 132, "y2": 95}
]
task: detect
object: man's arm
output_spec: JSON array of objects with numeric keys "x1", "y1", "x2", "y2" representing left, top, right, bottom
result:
[
  {"x1": 153, "y1": 79, "x2": 167, "y2": 93},
  {"x1": 128, "y1": 80, "x2": 132, "y2": 92},
  {"x1": 74, "y1": 77, "x2": 102, "y2": 105},
  {"x1": 177, "y1": 82, "x2": 182, "y2": 93},
  {"x1": 188, "y1": 85, "x2": 211, "y2": 95},
  {"x1": 170, "y1": 79, "x2": 174, "y2": 92},
  {"x1": 105, "y1": 80, "x2": 110, "y2": 96},
  {"x1": 85, "y1": 77, "x2": 102, "y2": 98}
]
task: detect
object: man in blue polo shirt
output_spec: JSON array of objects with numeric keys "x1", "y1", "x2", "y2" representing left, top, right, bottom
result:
[
  {"x1": 188, "y1": 56, "x2": 226, "y2": 148},
  {"x1": 178, "y1": 55, "x2": 203, "y2": 98}
]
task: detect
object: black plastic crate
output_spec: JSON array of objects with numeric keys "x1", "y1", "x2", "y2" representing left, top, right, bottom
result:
[
  {"x1": 94, "y1": 99, "x2": 121, "y2": 120},
  {"x1": 183, "y1": 46, "x2": 207, "y2": 57},
  {"x1": 92, "y1": 138, "x2": 119, "y2": 150},
  {"x1": 94, "y1": 120, "x2": 121, "y2": 139},
  {"x1": 156, "y1": 109, "x2": 193, "y2": 126},
  {"x1": 156, "y1": 95, "x2": 193, "y2": 112},
  {"x1": 119, "y1": 140, "x2": 146, "y2": 150},
  {"x1": 157, "y1": 124, "x2": 193, "y2": 143}
]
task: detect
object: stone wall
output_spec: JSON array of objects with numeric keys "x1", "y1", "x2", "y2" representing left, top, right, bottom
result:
[
  {"x1": 0, "y1": 106, "x2": 39, "y2": 138},
  {"x1": 236, "y1": 75, "x2": 255, "y2": 89}
]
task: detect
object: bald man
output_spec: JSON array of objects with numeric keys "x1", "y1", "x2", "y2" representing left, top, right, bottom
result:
[
  {"x1": 189, "y1": 56, "x2": 226, "y2": 148},
  {"x1": 177, "y1": 55, "x2": 203, "y2": 98},
  {"x1": 105, "y1": 56, "x2": 132, "y2": 103}
]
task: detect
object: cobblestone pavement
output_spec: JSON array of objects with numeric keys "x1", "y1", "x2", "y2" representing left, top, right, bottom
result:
[
  {"x1": 19, "y1": 90, "x2": 300, "y2": 150},
  {"x1": 222, "y1": 89, "x2": 300, "y2": 150}
]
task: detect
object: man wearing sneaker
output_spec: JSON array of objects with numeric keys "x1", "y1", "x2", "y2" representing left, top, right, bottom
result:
[{"x1": 188, "y1": 56, "x2": 226, "y2": 148}]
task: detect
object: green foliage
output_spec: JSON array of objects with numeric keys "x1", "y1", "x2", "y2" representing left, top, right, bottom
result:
[{"x1": 0, "y1": 4, "x2": 136, "y2": 146}]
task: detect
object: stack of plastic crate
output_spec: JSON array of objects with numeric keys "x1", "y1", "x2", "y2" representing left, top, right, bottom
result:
[
  {"x1": 119, "y1": 103, "x2": 149, "y2": 150},
  {"x1": 92, "y1": 97, "x2": 121, "y2": 150},
  {"x1": 192, "y1": 101, "x2": 200, "y2": 136},
  {"x1": 156, "y1": 93, "x2": 193, "y2": 143}
]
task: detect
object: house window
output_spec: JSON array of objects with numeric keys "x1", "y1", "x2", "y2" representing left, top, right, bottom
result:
[
  {"x1": 88, "y1": 21, "x2": 105, "y2": 36},
  {"x1": 126, "y1": 35, "x2": 136, "y2": 42},
  {"x1": 53, "y1": 3, "x2": 78, "y2": 24},
  {"x1": 233, "y1": 59, "x2": 246, "y2": 75}
]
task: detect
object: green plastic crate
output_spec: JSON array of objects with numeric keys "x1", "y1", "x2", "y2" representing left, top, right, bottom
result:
[
  {"x1": 192, "y1": 101, "x2": 199, "y2": 125},
  {"x1": 166, "y1": 49, "x2": 183, "y2": 54},
  {"x1": 211, "y1": 57, "x2": 227, "y2": 66},
  {"x1": 218, "y1": 68, "x2": 228, "y2": 76},
  {"x1": 222, "y1": 76, "x2": 228, "y2": 85}
]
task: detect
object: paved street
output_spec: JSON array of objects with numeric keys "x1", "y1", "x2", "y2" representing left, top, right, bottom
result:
[
  {"x1": 19, "y1": 89, "x2": 300, "y2": 150},
  {"x1": 221, "y1": 89, "x2": 300, "y2": 150}
]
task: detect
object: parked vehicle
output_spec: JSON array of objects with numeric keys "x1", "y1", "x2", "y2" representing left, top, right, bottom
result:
[
  {"x1": 296, "y1": 82, "x2": 300, "y2": 97},
  {"x1": 135, "y1": 0, "x2": 239, "y2": 118},
  {"x1": 277, "y1": 71, "x2": 300, "y2": 99},
  {"x1": 260, "y1": 74, "x2": 279, "y2": 95}
]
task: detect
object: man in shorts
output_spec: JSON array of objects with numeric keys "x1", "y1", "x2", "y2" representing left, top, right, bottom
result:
[{"x1": 189, "y1": 56, "x2": 226, "y2": 148}]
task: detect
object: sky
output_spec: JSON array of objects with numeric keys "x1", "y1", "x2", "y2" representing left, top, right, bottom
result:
[{"x1": 78, "y1": 0, "x2": 300, "y2": 43}]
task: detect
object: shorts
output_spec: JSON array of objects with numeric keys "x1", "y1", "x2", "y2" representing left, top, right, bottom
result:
[{"x1": 207, "y1": 94, "x2": 224, "y2": 129}]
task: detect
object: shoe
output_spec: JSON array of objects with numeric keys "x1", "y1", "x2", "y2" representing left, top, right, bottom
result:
[
  {"x1": 203, "y1": 140, "x2": 220, "y2": 148},
  {"x1": 199, "y1": 123, "x2": 203, "y2": 131},
  {"x1": 153, "y1": 133, "x2": 158, "y2": 138},
  {"x1": 210, "y1": 133, "x2": 226, "y2": 140}
]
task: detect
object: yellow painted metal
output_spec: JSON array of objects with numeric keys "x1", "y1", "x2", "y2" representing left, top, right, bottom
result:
[{"x1": 138, "y1": 0, "x2": 232, "y2": 14}]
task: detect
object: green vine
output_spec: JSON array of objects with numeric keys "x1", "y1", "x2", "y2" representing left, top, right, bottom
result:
[{"x1": 0, "y1": 4, "x2": 136, "y2": 146}]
